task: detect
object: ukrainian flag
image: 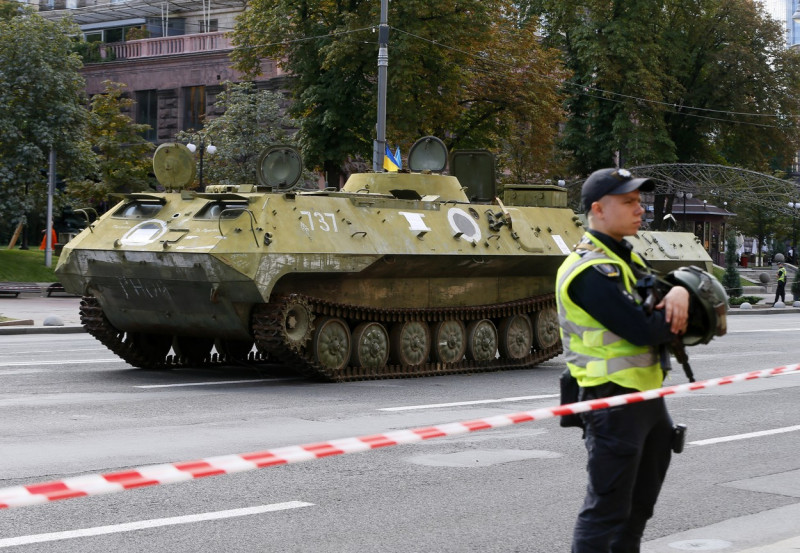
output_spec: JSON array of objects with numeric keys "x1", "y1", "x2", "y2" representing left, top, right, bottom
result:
[{"x1": 383, "y1": 144, "x2": 401, "y2": 172}]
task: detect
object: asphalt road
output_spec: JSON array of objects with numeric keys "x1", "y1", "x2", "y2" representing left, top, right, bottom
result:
[{"x1": 0, "y1": 314, "x2": 798, "y2": 552}]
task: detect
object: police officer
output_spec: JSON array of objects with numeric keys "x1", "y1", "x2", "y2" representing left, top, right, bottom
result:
[
  {"x1": 775, "y1": 262, "x2": 787, "y2": 305},
  {"x1": 556, "y1": 168, "x2": 689, "y2": 553}
]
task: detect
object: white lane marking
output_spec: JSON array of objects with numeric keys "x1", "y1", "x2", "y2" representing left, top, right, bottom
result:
[
  {"x1": 0, "y1": 359, "x2": 124, "y2": 368},
  {"x1": 6, "y1": 348, "x2": 109, "y2": 355},
  {"x1": 690, "y1": 424, "x2": 800, "y2": 446},
  {"x1": 135, "y1": 378, "x2": 285, "y2": 389},
  {"x1": 728, "y1": 328, "x2": 800, "y2": 333},
  {"x1": 379, "y1": 394, "x2": 560, "y2": 412},
  {"x1": 0, "y1": 502, "x2": 314, "y2": 548}
]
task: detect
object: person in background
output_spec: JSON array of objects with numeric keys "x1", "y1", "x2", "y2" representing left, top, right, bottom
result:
[
  {"x1": 556, "y1": 167, "x2": 690, "y2": 553},
  {"x1": 39, "y1": 223, "x2": 57, "y2": 251},
  {"x1": 775, "y1": 262, "x2": 786, "y2": 305}
]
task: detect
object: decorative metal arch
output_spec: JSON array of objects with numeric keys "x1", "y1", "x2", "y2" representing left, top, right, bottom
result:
[{"x1": 565, "y1": 163, "x2": 800, "y2": 221}]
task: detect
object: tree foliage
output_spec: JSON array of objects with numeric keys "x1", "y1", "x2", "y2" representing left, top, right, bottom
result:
[
  {"x1": 231, "y1": 0, "x2": 566, "y2": 185},
  {"x1": 0, "y1": 0, "x2": 20, "y2": 20},
  {"x1": 175, "y1": 81, "x2": 304, "y2": 187},
  {"x1": 0, "y1": 10, "x2": 93, "y2": 241},
  {"x1": 735, "y1": 202, "x2": 780, "y2": 266},
  {"x1": 67, "y1": 80, "x2": 154, "y2": 209},
  {"x1": 531, "y1": 0, "x2": 800, "y2": 175}
]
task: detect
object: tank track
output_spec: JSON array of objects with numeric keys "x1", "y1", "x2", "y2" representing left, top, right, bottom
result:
[
  {"x1": 79, "y1": 296, "x2": 266, "y2": 370},
  {"x1": 252, "y1": 293, "x2": 562, "y2": 382},
  {"x1": 80, "y1": 294, "x2": 562, "y2": 381}
]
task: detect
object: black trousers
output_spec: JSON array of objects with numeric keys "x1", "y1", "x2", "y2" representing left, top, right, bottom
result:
[
  {"x1": 572, "y1": 382, "x2": 673, "y2": 553},
  {"x1": 775, "y1": 281, "x2": 786, "y2": 304}
]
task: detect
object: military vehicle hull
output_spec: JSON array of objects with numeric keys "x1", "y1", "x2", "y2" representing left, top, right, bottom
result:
[{"x1": 57, "y1": 154, "x2": 713, "y2": 381}]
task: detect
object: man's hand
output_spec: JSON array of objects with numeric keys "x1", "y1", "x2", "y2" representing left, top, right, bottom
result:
[{"x1": 655, "y1": 286, "x2": 689, "y2": 335}]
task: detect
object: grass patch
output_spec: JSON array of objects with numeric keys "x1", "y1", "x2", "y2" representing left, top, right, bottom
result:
[
  {"x1": 0, "y1": 247, "x2": 59, "y2": 282},
  {"x1": 712, "y1": 265, "x2": 756, "y2": 286}
]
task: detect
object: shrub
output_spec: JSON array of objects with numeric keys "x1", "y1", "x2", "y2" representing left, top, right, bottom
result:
[{"x1": 729, "y1": 295, "x2": 763, "y2": 307}]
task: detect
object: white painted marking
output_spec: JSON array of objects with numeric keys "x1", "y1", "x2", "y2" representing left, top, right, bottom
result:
[
  {"x1": 689, "y1": 424, "x2": 800, "y2": 446},
  {"x1": 0, "y1": 502, "x2": 314, "y2": 548},
  {"x1": 728, "y1": 328, "x2": 800, "y2": 333},
  {"x1": 668, "y1": 538, "x2": 732, "y2": 551},
  {"x1": 551, "y1": 235, "x2": 572, "y2": 255},
  {"x1": 0, "y1": 359, "x2": 123, "y2": 368},
  {"x1": 135, "y1": 378, "x2": 284, "y2": 389},
  {"x1": 27, "y1": 348, "x2": 109, "y2": 354},
  {"x1": 379, "y1": 394, "x2": 560, "y2": 412}
]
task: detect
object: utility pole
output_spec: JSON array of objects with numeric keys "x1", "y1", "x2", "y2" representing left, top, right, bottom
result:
[
  {"x1": 372, "y1": 0, "x2": 389, "y2": 173},
  {"x1": 45, "y1": 147, "x2": 56, "y2": 268}
]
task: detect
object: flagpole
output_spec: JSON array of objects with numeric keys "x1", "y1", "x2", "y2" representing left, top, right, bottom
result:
[{"x1": 372, "y1": 0, "x2": 389, "y2": 173}]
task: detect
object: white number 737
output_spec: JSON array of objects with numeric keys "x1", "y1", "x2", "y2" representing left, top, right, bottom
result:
[{"x1": 300, "y1": 211, "x2": 338, "y2": 232}]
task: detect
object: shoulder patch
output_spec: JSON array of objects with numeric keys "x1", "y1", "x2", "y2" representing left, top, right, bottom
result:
[{"x1": 593, "y1": 263, "x2": 620, "y2": 278}]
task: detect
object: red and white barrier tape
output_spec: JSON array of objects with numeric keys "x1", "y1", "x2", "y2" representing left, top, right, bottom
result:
[{"x1": 2, "y1": 363, "x2": 798, "y2": 509}]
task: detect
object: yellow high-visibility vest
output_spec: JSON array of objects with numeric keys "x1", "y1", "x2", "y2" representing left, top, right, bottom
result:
[{"x1": 556, "y1": 233, "x2": 662, "y2": 392}]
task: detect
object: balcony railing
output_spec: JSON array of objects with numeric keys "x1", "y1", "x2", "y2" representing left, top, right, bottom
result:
[{"x1": 101, "y1": 32, "x2": 233, "y2": 60}]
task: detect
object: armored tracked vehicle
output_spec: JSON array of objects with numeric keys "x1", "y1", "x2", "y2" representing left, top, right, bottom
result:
[{"x1": 55, "y1": 138, "x2": 712, "y2": 381}]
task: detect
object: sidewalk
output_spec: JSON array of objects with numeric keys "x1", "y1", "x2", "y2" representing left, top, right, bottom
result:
[{"x1": 0, "y1": 288, "x2": 84, "y2": 335}]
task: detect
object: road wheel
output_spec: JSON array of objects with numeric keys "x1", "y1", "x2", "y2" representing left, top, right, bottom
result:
[
  {"x1": 498, "y1": 314, "x2": 533, "y2": 360},
  {"x1": 312, "y1": 317, "x2": 351, "y2": 371},
  {"x1": 466, "y1": 319, "x2": 497, "y2": 362},
  {"x1": 390, "y1": 321, "x2": 431, "y2": 367},
  {"x1": 351, "y1": 322, "x2": 389, "y2": 369},
  {"x1": 432, "y1": 319, "x2": 466, "y2": 364},
  {"x1": 533, "y1": 307, "x2": 560, "y2": 349}
]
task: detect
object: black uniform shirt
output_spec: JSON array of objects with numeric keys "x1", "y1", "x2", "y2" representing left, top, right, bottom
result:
[{"x1": 567, "y1": 230, "x2": 675, "y2": 348}]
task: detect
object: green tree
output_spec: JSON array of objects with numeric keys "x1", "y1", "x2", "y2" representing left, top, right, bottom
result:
[
  {"x1": 0, "y1": 10, "x2": 94, "y2": 244},
  {"x1": 722, "y1": 230, "x2": 742, "y2": 298},
  {"x1": 67, "y1": 80, "x2": 154, "y2": 208},
  {"x1": 0, "y1": 0, "x2": 20, "y2": 20},
  {"x1": 176, "y1": 81, "x2": 303, "y2": 187},
  {"x1": 736, "y1": 202, "x2": 779, "y2": 266},
  {"x1": 532, "y1": 0, "x2": 800, "y2": 174},
  {"x1": 231, "y1": 1, "x2": 566, "y2": 186}
]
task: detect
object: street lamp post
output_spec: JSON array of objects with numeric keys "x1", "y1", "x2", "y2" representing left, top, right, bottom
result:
[
  {"x1": 676, "y1": 191, "x2": 692, "y2": 231},
  {"x1": 187, "y1": 137, "x2": 217, "y2": 190},
  {"x1": 788, "y1": 201, "x2": 800, "y2": 264}
]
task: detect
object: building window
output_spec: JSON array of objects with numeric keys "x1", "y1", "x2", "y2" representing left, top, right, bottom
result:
[
  {"x1": 135, "y1": 90, "x2": 158, "y2": 142},
  {"x1": 105, "y1": 27, "x2": 123, "y2": 43},
  {"x1": 184, "y1": 86, "x2": 206, "y2": 131},
  {"x1": 145, "y1": 17, "x2": 185, "y2": 38}
]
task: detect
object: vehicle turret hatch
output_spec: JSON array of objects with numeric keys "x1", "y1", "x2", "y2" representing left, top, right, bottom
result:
[
  {"x1": 194, "y1": 201, "x2": 248, "y2": 220},
  {"x1": 408, "y1": 136, "x2": 448, "y2": 173},
  {"x1": 113, "y1": 198, "x2": 166, "y2": 219},
  {"x1": 257, "y1": 145, "x2": 303, "y2": 190}
]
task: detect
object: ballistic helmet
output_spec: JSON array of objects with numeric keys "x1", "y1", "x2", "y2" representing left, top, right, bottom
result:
[{"x1": 665, "y1": 266, "x2": 728, "y2": 346}]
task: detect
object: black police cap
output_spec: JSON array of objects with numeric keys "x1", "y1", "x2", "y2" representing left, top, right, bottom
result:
[{"x1": 581, "y1": 168, "x2": 655, "y2": 213}]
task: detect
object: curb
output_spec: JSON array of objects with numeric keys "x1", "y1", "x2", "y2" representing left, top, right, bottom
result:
[
  {"x1": 728, "y1": 306, "x2": 800, "y2": 315},
  {"x1": 0, "y1": 326, "x2": 86, "y2": 335}
]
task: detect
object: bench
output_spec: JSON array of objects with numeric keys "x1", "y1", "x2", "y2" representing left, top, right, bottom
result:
[
  {"x1": 46, "y1": 283, "x2": 77, "y2": 297},
  {"x1": 0, "y1": 283, "x2": 43, "y2": 298}
]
